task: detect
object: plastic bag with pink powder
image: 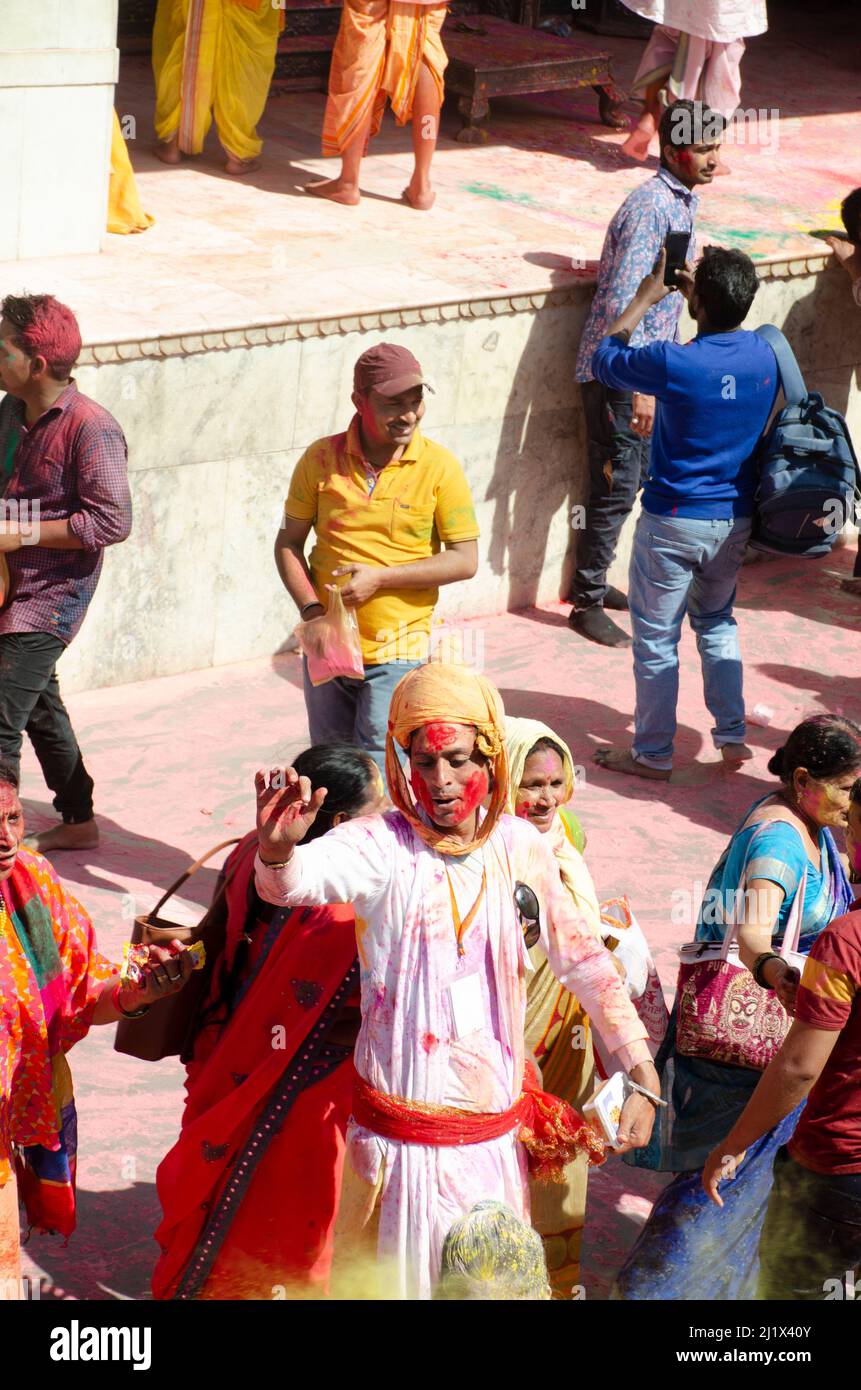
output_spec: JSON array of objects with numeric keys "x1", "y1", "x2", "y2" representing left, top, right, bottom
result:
[{"x1": 296, "y1": 587, "x2": 364, "y2": 686}]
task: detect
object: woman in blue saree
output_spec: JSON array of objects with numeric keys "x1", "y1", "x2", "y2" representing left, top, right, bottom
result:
[{"x1": 614, "y1": 715, "x2": 861, "y2": 1300}]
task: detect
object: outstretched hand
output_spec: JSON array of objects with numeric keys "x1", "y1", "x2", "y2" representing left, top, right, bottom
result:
[
  {"x1": 132, "y1": 940, "x2": 197, "y2": 1007},
  {"x1": 255, "y1": 766, "x2": 328, "y2": 862}
]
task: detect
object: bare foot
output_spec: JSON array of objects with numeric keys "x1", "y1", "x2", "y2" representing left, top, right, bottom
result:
[
  {"x1": 224, "y1": 155, "x2": 262, "y2": 176},
  {"x1": 155, "y1": 137, "x2": 182, "y2": 166},
  {"x1": 305, "y1": 177, "x2": 360, "y2": 206},
  {"x1": 840, "y1": 577, "x2": 861, "y2": 595},
  {"x1": 720, "y1": 742, "x2": 754, "y2": 764},
  {"x1": 402, "y1": 183, "x2": 436, "y2": 211},
  {"x1": 593, "y1": 747, "x2": 671, "y2": 781},
  {"x1": 24, "y1": 819, "x2": 100, "y2": 853},
  {"x1": 621, "y1": 126, "x2": 656, "y2": 161}
]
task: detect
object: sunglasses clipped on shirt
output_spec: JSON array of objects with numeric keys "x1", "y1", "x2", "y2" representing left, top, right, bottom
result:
[{"x1": 514, "y1": 881, "x2": 541, "y2": 948}]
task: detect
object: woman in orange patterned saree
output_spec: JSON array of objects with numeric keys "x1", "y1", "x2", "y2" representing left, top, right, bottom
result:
[{"x1": 0, "y1": 764, "x2": 193, "y2": 1297}]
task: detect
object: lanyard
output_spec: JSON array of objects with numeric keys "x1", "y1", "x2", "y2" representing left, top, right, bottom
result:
[{"x1": 445, "y1": 864, "x2": 486, "y2": 957}]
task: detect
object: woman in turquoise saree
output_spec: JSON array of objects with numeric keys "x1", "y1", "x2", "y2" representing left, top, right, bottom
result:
[{"x1": 614, "y1": 715, "x2": 861, "y2": 1300}]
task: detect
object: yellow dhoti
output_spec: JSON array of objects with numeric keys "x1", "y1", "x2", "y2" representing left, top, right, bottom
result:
[
  {"x1": 322, "y1": 0, "x2": 448, "y2": 157},
  {"x1": 525, "y1": 959, "x2": 594, "y2": 1300},
  {"x1": 152, "y1": 0, "x2": 282, "y2": 161},
  {"x1": 108, "y1": 110, "x2": 154, "y2": 234}
]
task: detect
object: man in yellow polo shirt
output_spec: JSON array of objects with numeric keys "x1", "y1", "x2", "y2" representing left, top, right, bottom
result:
[{"x1": 275, "y1": 343, "x2": 480, "y2": 769}]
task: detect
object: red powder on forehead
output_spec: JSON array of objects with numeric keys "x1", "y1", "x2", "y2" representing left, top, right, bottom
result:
[
  {"x1": 0, "y1": 788, "x2": 18, "y2": 812},
  {"x1": 422, "y1": 722, "x2": 463, "y2": 752}
]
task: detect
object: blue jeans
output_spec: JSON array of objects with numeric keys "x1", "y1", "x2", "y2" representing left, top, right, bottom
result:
[
  {"x1": 628, "y1": 511, "x2": 751, "y2": 769},
  {"x1": 302, "y1": 657, "x2": 421, "y2": 773}
]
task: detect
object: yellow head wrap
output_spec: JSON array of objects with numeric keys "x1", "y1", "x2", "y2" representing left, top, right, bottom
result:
[
  {"x1": 385, "y1": 656, "x2": 510, "y2": 857},
  {"x1": 504, "y1": 716, "x2": 602, "y2": 940},
  {"x1": 504, "y1": 717, "x2": 576, "y2": 811}
]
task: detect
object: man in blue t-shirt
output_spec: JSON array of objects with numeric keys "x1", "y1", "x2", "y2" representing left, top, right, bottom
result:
[{"x1": 590, "y1": 245, "x2": 779, "y2": 780}]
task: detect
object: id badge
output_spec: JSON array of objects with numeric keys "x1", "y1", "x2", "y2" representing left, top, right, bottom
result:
[{"x1": 445, "y1": 971, "x2": 484, "y2": 1040}]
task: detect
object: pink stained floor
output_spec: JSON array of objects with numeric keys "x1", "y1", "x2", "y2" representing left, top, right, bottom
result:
[
  {"x1": 15, "y1": 542, "x2": 861, "y2": 1302},
  {"x1": 2, "y1": 11, "x2": 859, "y2": 344}
]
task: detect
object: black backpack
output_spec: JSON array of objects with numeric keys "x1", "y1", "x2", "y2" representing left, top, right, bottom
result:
[{"x1": 750, "y1": 324, "x2": 860, "y2": 557}]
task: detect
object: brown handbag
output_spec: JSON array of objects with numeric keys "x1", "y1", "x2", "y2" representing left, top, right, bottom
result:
[{"x1": 114, "y1": 837, "x2": 242, "y2": 1063}]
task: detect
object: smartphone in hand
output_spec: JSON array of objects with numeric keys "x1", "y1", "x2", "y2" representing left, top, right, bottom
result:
[
  {"x1": 664, "y1": 230, "x2": 691, "y2": 286},
  {"x1": 808, "y1": 228, "x2": 850, "y2": 242}
]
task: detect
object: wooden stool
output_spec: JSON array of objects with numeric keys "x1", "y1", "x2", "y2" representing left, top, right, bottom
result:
[{"x1": 443, "y1": 15, "x2": 627, "y2": 144}]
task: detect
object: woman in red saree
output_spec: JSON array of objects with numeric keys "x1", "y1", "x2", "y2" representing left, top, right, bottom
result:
[{"x1": 152, "y1": 745, "x2": 385, "y2": 1300}]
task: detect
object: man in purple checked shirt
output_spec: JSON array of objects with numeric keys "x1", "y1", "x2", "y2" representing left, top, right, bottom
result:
[{"x1": 0, "y1": 294, "x2": 132, "y2": 853}]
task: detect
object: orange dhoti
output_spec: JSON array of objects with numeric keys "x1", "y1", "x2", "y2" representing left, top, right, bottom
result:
[{"x1": 322, "y1": 0, "x2": 448, "y2": 157}]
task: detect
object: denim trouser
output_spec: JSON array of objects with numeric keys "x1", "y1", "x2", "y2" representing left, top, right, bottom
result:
[
  {"x1": 628, "y1": 511, "x2": 751, "y2": 768},
  {"x1": 302, "y1": 657, "x2": 421, "y2": 773}
]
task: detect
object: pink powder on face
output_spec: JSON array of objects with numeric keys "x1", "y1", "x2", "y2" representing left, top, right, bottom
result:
[{"x1": 514, "y1": 800, "x2": 530, "y2": 819}]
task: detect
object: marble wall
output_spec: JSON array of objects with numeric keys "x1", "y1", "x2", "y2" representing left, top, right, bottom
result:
[
  {"x1": 61, "y1": 263, "x2": 861, "y2": 692},
  {"x1": 0, "y1": 1, "x2": 118, "y2": 260}
]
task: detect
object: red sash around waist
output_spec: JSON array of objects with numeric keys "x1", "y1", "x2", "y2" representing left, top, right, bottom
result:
[{"x1": 352, "y1": 1064, "x2": 606, "y2": 1181}]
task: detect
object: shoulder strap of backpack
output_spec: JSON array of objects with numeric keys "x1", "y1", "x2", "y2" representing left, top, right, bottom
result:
[{"x1": 755, "y1": 323, "x2": 807, "y2": 406}]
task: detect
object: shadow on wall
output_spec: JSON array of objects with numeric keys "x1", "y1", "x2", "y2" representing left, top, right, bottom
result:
[
  {"x1": 485, "y1": 256, "x2": 594, "y2": 611},
  {"x1": 777, "y1": 261, "x2": 861, "y2": 422}
]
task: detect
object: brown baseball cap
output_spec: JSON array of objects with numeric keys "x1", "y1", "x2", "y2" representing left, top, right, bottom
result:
[{"x1": 353, "y1": 343, "x2": 434, "y2": 397}]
